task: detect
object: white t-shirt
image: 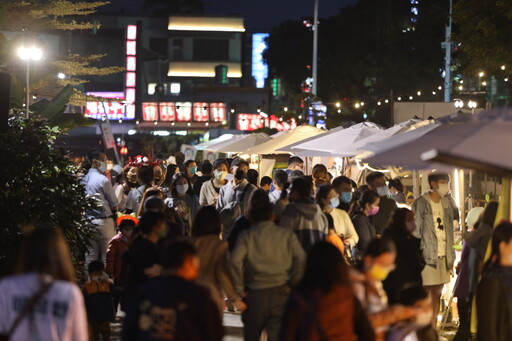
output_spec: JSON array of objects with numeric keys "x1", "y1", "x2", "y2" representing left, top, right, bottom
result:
[
  {"x1": 330, "y1": 208, "x2": 359, "y2": 246},
  {"x1": 0, "y1": 273, "x2": 88, "y2": 341},
  {"x1": 429, "y1": 198, "x2": 446, "y2": 257}
]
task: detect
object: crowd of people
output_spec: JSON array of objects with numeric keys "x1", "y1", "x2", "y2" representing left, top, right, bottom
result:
[{"x1": 0, "y1": 150, "x2": 510, "y2": 341}]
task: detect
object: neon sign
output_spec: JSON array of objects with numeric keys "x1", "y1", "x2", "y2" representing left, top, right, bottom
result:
[
  {"x1": 84, "y1": 91, "x2": 127, "y2": 120},
  {"x1": 141, "y1": 102, "x2": 227, "y2": 122},
  {"x1": 237, "y1": 113, "x2": 297, "y2": 131},
  {"x1": 125, "y1": 24, "x2": 137, "y2": 119}
]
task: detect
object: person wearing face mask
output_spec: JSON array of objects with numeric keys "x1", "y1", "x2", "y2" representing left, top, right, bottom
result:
[
  {"x1": 382, "y1": 208, "x2": 425, "y2": 304},
  {"x1": 216, "y1": 157, "x2": 256, "y2": 214},
  {"x1": 332, "y1": 176, "x2": 354, "y2": 212},
  {"x1": 81, "y1": 150, "x2": 119, "y2": 270},
  {"x1": 125, "y1": 165, "x2": 154, "y2": 215},
  {"x1": 200, "y1": 159, "x2": 229, "y2": 207},
  {"x1": 166, "y1": 173, "x2": 199, "y2": 236},
  {"x1": 349, "y1": 190, "x2": 381, "y2": 256},
  {"x1": 106, "y1": 214, "x2": 137, "y2": 313},
  {"x1": 121, "y1": 211, "x2": 167, "y2": 309},
  {"x1": 411, "y1": 173, "x2": 455, "y2": 328},
  {"x1": 387, "y1": 285, "x2": 438, "y2": 341},
  {"x1": 388, "y1": 178, "x2": 407, "y2": 205},
  {"x1": 476, "y1": 222, "x2": 512, "y2": 341},
  {"x1": 193, "y1": 160, "x2": 213, "y2": 197},
  {"x1": 366, "y1": 172, "x2": 397, "y2": 235},
  {"x1": 352, "y1": 238, "x2": 419, "y2": 341},
  {"x1": 185, "y1": 159, "x2": 199, "y2": 186},
  {"x1": 316, "y1": 184, "x2": 359, "y2": 248}
]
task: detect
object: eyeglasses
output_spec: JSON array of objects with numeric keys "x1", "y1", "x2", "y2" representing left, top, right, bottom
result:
[{"x1": 436, "y1": 217, "x2": 444, "y2": 231}]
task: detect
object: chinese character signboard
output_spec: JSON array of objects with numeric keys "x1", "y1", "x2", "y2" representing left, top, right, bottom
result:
[
  {"x1": 85, "y1": 92, "x2": 127, "y2": 120},
  {"x1": 193, "y1": 102, "x2": 209, "y2": 122},
  {"x1": 237, "y1": 114, "x2": 297, "y2": 132}
]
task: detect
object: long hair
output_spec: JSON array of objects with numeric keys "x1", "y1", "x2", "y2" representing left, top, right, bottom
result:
[
  {"x1": 480, "y1": 201, "x2": 499, "y2": 228},
  {"x1": 297, "y1": 242, "x2": 349, "y2": 296},
  {"x1": 348, "y1": 190, "x2": 379, "y2": 217},
  {"x1": 170, "y1": 173, "x2": 194, "y2": 197},
  {"x1": 192, "y1": 206, "x2": 222, "y2": 237},
  {"x1": 388, "y1": 207, "x2": 413, "y2": 235},
  {"x1": 16, "y1": 228, "x2": 76, "y2": 283},
  {"x1": 316, "y1": 184, "x2": 334, "y2": 210},
  {"x1": 137, "y1": 187, "x2": 164, "y2": 216}
]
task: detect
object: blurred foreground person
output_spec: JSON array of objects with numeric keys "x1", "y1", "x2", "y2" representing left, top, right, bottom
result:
[
  {"x1": 122, "y1": 242, "x2": 223, "y2": 341},
  {"x1": 476, "y1": 222, "x2": 512, "y2": 341},
  {"x1": 353, "y1": 238, "x2": 419, "y2": 341},
  {"x1": 0, "y1": 228, "x2": 88, "y2": 341},
  {"x1": 230, "y1": 201, "x2": 306, "y2": 341},
  {"x1": 280, "y1": 242, "x2": 375, "y2": 341},
  {"x1": 191, "y1": 206, "x2": 246, "y2": 314}
]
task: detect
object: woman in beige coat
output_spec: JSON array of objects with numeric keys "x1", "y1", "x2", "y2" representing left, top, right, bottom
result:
[{"x1": 190, "y1": 206, "x2": 247, "y2": 314}]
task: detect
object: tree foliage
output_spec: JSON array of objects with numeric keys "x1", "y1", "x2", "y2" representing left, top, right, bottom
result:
[
  {"x1": 453, "y1": 0, "x2": 512, "y2": 75},
  {"x1": 0, "y1": 114, "x2": 97, "y2": 278}
]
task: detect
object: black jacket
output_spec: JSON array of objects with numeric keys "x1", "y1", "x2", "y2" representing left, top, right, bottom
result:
[
  {"x1": 476, "y1": 266, "x2": 512, "y2": 341},
  {"x1": 123, "y1": 275, "x2": 223, "y2": 341},
  {"x1": 351, "y1": 213, "x2": 375, "y2": 255},
  {"x1": 382, "y1": 227, "x2": 425, "y2": 303}
]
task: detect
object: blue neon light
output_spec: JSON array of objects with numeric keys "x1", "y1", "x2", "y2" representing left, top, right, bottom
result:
[{"x1": 252, "y1": 33, "x2": 269, "y2": 88}]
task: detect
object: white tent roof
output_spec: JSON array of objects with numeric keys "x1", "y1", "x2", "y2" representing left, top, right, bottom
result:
[
  {"x1": 277, "y1": 126, "x2": 346, "y2": 153},
  {"x1": 244, "y1": 125, "x2": 326, "y2": 155},
  {"x1": 194, "y1": 134, "x2": 238, "y2": 150},
  {"x1": 421, "y1": 110, "x2": 512, "y2": 175},
  {"x1": 286, "y1": 122, "x2": 382, "y2": 155},
  {"x1": 214, "y1": 133, "x2": 272, "y2": 153}
]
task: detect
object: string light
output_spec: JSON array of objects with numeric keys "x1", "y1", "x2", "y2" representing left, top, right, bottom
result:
[
  {"x1": 438, "y1": 86, "x2": 442, "y2": 90},
  {"x1": 283, "y1": 106, "x2": 288, "y2": 112},
  {"x1": 385, "y1": 99, "x2": 389, "y2": 104},
  {"x1": 377, "y1": 101, "x2": 381, "y2": 105},
  {"x1": 501, "y1": 65, "x2": 506, "y2": 71},
  {"x1": 432, "y1": 91, "x2": 436, "y2": 95},
  {"x1": 478, "y1": 71, "x2": 484, "y2": 78},
  {"x1": 354, "y1": 103, "x2": 360, "y2": 108},
  {"x1": 335, "y1": 102, "x2": 341, "y2": 108},
  {"x1": 153, "y1": 121, "x2": 158, "y2": 125},
  {"x1": 408, "y1": 96, "x2": 413, "y2": 100},
  {"x1": 397, "y1": 97, "x2": 402, "y2": 101},
  {"x1": 337, "y1": 109, "x2": 341, "y2": 113},
  {"x1": 482, "y1": 81, "x2": 487, "y2": 86},
  {"x1": 505, "y1": 78, "x2": 509, "y2": 82},
  {"x1": 458, "y1": 85, "x2": 463, "y2": 91},
  {"x1": 417, "y1": 91, "x2": 421, "y2": 96},
  {"x1": 135, "y1": 120, "x2": 140, "y2": 125},
  {"x1": 118, "y1": 118, "x2": 123, "y2": 123}
]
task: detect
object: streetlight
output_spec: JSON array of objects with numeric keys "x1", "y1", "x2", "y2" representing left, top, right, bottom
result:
[{"x1": 18, "y1": 46, "x2": 43, "y2": 118}]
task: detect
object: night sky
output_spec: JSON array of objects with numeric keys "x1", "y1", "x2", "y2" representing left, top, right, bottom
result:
[
  {"x1": 203, "y1": 0, "x2": 357, "y2": 31},
  {"x1": 103, "y1": 0, "x2": 357, "y2": 32}
]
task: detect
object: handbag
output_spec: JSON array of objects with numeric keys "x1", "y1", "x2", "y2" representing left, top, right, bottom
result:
[{"x1": 0, "y1": 278, "x2": 53, "y2": 341}]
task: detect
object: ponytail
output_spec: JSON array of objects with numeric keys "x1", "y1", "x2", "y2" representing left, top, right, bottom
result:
[{"x1": 349, "y1": 190, "x2": 379, "y2": 217}]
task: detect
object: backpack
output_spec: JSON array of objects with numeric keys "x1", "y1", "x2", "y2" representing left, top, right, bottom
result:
[{"x1": 219, "y1": 184, "x2": 253, "y2": 240}]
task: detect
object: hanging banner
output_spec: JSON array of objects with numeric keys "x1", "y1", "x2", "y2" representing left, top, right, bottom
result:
[{"x1": 100, "y1": 122, "x2": 116, "y2": 149}]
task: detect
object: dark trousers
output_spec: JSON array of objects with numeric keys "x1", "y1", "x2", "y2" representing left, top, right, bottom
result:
[
  {"x1": 89, "y1": 321, "x2": 111, "y2": 341},
  {"x1": 242, "y1": 285, "x2": 289, "y2": 341},
  {"x1": 453, "y1": 298, "x2": 470, "y2": 341}
]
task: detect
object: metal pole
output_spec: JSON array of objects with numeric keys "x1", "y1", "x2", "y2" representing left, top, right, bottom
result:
[
  {"x1": 443, "y1": 0, "x2": 452, "y2": 102},
  {"x1": 312, "y1": 0, "x2": 319, "y2": 96},
  {"x1": 26, "y1": 60, "x2": 30, "y2": 118}
]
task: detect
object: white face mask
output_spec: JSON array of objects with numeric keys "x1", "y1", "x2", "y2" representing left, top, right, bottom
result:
[
  {"x1": 176, "y1": 184, "x2": 189, "y2": 194},
  {"x1": 214, "y1": 170, "x2": 228, "y2": 180},
  {"x1": 376, "y1": 185, "x2": 390, "y2": 197},
  {"x1": 98, "y1": 161, "x2": 108, "y2": 173},
  {"x1": 415, "y1": 309, "x2": 433, "y2": 327},
  {"x1": 437, "y1": 183, "x2": 450, "y2": 196}
]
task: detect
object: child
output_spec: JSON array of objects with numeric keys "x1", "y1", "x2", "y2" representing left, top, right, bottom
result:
[
  {"x1": 83, "y1": 260, "x2": 116, "y2": 341},
  {"x1": 388, "y1": 285, "x2": 439, "y2": 341},
  {"x1": 106, "y1": 214, "x2": 137, "y2": 312}
]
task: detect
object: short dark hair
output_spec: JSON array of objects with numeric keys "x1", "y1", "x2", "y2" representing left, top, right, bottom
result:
[
  {"x1": 288, "y1": 156, "x2": 304, "y2": 166},
  {"x1": 366, "y1": 171, "x2": 385, "y2": 186},
  {"x1": 332, "y1": 176, "x2": 352, "y2": 189},
  {"x1": 428, "y1": 173, "x2": 450, "y2": 189},
  {"x1": 119, "y1": 219, "x2": 136, "y2": 230},
  {"x1": 144, "y1": 195, "x2": 165, "y2": 213},
  {"x1": 161, "y1": 241, "x2": 197, "y2": 270},
  {"x1": 365, "y1": 237, "x2": 396, "y2": 258},
  {"x1": 138, "y1": 165, "x2": 155, "y2": 185},
  {"x1": 87, "y1": 150, "x2": 103, "y2": 163},
  {"x1": 249, "y1": 188, "x2": 270, "y2": 205},
  {"x1": 260, "y1": 176, "x2": 272, "y2": 187},
  {"x1": 388, "y1": 178, "x2": 404, "y2": 192},
  {"x1": 192, "y1": 206, "x2": 221, "y2": 237},
  {"x1": 273, "y1": 170, "x2": 288, "y2": 188},
  {"x1": 247, "y1": 169, "x2": 259, "y2": 186},
  {"x1": 213, "y1": 159, "x2": 229, "y2": 170},
  {"x1": 249, "y1": 201, "x2": 274, "y2": 223},
  {"x1": 201, "y1": 161, "x2": 213, "y2": 174},
  {"x1": 398, "y1": 284, "x2": 429, "y2": 306},
  {"x1": 290, "y1": 177, "x2": 313, "y2": 199},
  {"x1": 316, "y1": 184, "x2": 334, "y2": 209},
  {"x1": 185, "y1": 159, "x2": 196, "y2": 168},
  {"x1": 138, "y1": 211, "x2": 167, "y2": 235},
  {"x1": 88, "y1": 260, "x2": 105, "y2": 274},
  {"x1": 174, "y1": 152, "x2": 185, "y2": 165},
  {"x1": 230, "y1": 157, "x2": 249, "y2": 169},
  {"x1": 288, "y1": 170, "x2": 305, "y2": 183}
]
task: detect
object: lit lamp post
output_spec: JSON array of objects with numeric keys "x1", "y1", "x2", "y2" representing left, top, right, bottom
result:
[{"x1": 17, "y1": 46, "x2": 43, "y2": 118}]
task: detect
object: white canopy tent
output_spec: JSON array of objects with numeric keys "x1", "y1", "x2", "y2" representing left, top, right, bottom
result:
[
  {"x1": 194, "y1": 134, "x2": 239, "y2": 151},
  {"x1": 244, "y1": 125, "x2": 326, "y2": 155},
  {"x1": 214, "y1": 133, "x2": 272, "y2": 153}
]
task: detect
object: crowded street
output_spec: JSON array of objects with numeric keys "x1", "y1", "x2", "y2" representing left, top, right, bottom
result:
[{"x1": 2, "y1": 0, "x2": 512, "y2": 341}]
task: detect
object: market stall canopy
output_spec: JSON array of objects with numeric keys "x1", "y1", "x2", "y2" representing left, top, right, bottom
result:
[
  {"x1": 244, "y1": 125, "x2": 326, "y2": 155},
  {"x1": 214, "y1": 133, "x2": 271, "y2": 153},
  {"x1": 366, "y1": 122, "x2": 470, "y2": 170},
  {"x1": 194, "y1": 134, "x2": 238, "y2": 150},
  {"x1": 421, "y1": 109, "x2": 512, "y2": 176},
  {"x1": 277, "y1": 126, "x2": 346, "y2": 153},
  {"x1": 284, "y1": 122, "x2": 382, "y2": 156}
]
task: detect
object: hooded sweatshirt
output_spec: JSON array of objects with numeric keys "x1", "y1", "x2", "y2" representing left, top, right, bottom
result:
[{"x1": 280, "y1": 199, "x2": 329, "y2": 253}]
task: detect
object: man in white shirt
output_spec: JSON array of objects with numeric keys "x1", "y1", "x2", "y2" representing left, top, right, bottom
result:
[
  {"x1": 268, "y1": 170, "x2": 287, "y2": 204},
  {"x1": 81, "y1": 151, "x2": 118, "y2": 269}
]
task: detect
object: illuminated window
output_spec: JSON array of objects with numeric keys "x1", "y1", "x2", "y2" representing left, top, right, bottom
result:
[
  {"x1": 148, "y1": 83, "x2": 157, "y2": 95},
  {"x1": 170, "y1": 83, "x2": 181, "y2": 95}
]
